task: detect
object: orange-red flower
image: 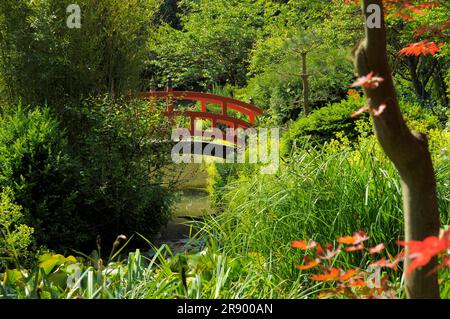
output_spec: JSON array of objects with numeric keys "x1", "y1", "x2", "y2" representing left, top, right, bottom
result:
[{"x1": 347, "y1": 89, "x2": 360, "y2": 99}]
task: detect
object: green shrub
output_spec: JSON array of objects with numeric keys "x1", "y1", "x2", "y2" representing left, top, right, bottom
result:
[
  {"x1": 0, "y1": 188, "x2": 34, "y2": 270},
  {"x1": 0, "y1": 106, "x2": 83, "y2": 251},
  {"x1": 281, "y1": 96, "x2": 370, "y2": 153},
  {"x1": 400, "y1": 101, "x2": 443, "y2": 131},
  {"x1": 67, "y1": 96, "x2": 174, "y2": 245},
  {"x1": 281, "y1": 97, "x2": 444, "y2": 156}
]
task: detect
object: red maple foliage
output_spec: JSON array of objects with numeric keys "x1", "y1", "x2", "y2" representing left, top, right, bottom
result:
[
  {"x1": 399, "y1": 40, "x2": 443, "y2": 56},
  {"x1": 397, "y1": 229, "x2": 450, "y2": 274},
  {"x1": 291, "y1": 227, "x2": 450, "y2": 298}
]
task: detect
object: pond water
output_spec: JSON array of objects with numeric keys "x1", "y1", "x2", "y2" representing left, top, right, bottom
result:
[
  {"x1": 173, "y1": 188, "x2": 211, "y2": 218},
  {"x1": 157, "y1": 163, "x2": 213, "y2": 243}
]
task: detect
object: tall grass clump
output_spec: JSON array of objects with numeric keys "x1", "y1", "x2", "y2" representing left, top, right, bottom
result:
[{"x1": 202, "y1": 134, "x2": 450, "y2": 290}]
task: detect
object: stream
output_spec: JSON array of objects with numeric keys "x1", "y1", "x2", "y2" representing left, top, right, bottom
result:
[{"x1": 150, "y1": 163, "x2": 212, "y2": 254}]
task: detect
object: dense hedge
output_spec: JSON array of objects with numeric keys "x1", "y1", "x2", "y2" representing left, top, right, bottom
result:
[
  {"x1": 0, "y1": 107, "x2": 85, "y2": 250},
  {"x1": 0, "y1": 100, "x2": 174, "y2": 253}
]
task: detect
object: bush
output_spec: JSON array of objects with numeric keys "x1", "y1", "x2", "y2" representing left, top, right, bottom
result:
[
  {"x1": 0, "y1": 106, "x2": 83, "y2": 251},
  {"x1": 67, "y1": 96, "x2": 174, "y2": 246},
  {"x1": 281, "y1": 96, "x2": 370, "y2": 153},
  {"x1": 0, "y1": 188, "x2": 34, "y2": 270}
]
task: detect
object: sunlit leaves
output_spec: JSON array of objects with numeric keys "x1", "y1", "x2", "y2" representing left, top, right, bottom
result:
[
  {"x1": 293, "y1": 226, "x2": 450, "y2": 298},
  {"x1": 399, "y1": 40, "x2": 443, "y2": 56}
]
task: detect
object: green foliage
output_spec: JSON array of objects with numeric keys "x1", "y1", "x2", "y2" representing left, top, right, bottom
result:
[
  {"x1": 206, "y1": 163, "x2": 239, "y2": 209},
  {"x1": 210, "y1": 135, "x2": 450, "y2": 287},
  {"x1": 244, "y1": 33, "x2": 355, "y2": 122},
  {"x1": 0, "y1": 100, "x2": 174, "y2": 253},
  {"x1": 0, "y1": 188, "x2": 34, "y2": 270},
  {"x1": 236, "y1": 1, "x2": 362, "y2": 122},
  {"x1": 281, "y1": 96, "x2": 370, "y2": 153},
  {"x1": 147, "y1": 0, "x2": 264, "y2": 90},
  {"x1": 0, "y1": 243, "x2": 314, "y2": 299},
  {"x1": 0, "y1": 106, "x2": 83, "y2": 251},
  {"x1": 0, "y1": 0, "x2": 160, "y2": 108},
  {"x1": 400, "y1": 101, "x2": 443, "y2": 131},
  {"x1": 67, "y1": 96, "x2": 174, "y2": 245}
]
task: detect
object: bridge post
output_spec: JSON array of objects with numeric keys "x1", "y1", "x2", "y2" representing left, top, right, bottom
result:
[
  {"x1": 189, "y1": 115, "x2": 195, "y2": 137},
  {"x1": 165, "y1": 77, "x2": 174, "y2": 124},
  {"x1": 222, "y1": 102, "x2": 228, "y2": 116}
]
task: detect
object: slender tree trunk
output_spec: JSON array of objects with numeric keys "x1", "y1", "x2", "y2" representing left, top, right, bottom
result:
[
  {"x1": 433, "y1": 61, "x2": 448, "y2": 107},
  {"x1": 353, "y1": 0, "x2": 440, "y2": 298},
  {"x1": 407, "y1": 56, "x2": 426, "y2": 101},
  {"x1": 301, "y1": 51, "x2": 310, "y2": 116}
]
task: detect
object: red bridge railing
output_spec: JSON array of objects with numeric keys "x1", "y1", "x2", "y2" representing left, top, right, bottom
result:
[{"x1": 138, "y1": 86, "x2": 263, "y2": 136}]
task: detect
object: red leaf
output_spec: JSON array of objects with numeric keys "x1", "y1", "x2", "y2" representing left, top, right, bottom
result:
[
  {"x1": 296, "y1": 260, "x2": 320, "y2": 270},
  {"x1": 311, "y1": 268, "x2": 340, "y2": 281},
  {"x1": 399, "y1": 40, "x2": 442, "y2": 56},
  {"x1": 351, "y1": 106, "x2": 369, "y2": 118},
  {"x1": 315, "y1": 244, "x2": 324, "y2": 256},
  {"x1": 351, "y1": 72, "x2": 384, "y2": 89},
  {"x1": 398, "y1": 234, "x2": 450, "y2": 274},
  {"x1": 347, "y1": 278, "x2": 366, "y2": 288},
  {"x1": 369, "y1": 243, "x2": 385, "y2": 254},
  {"x1": 372, "y1": 103, "x2": 387, "y2": 117},
  {"x1": 320, "y1": 245, "x2": 341, "y2": 260},
  {"x1": 370, "y1": 257, "x2": 399, "y2": 271},
  {"x1": 340, "y1": 269, "x2": 358, "y2": 281},
  {"x1": 337, "y1": 231, "x2": 369, "y2": 245},
  {"x1": 346, "y1": 243, "x2": 365, "y2": 252},
  {"x1": 291, "y1": 240, "x2": 316, "y2": 250}
]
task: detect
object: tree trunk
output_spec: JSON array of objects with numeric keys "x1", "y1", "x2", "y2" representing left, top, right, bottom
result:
[
  {"x1": 406, "y1": 56, "x2": 427, "y2": 101},
  {"x1": 301, "y1": 51, "x2": 310, "y2": 116},
  {"x1": 353, "y1": 0, "x2": 440, "y2": 299},
  {"x1": 433, "y1": 61, "x2": 448, "y2": 107}
]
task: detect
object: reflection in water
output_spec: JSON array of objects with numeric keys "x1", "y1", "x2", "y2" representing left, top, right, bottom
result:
[{"x1": 172, "y1": 189, "x2": 211, "y2": 218}]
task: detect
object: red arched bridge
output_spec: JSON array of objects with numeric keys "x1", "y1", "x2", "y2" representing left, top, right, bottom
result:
[
  {"x1": 137, "y1": 86, "x2": 263, "y2": 158},
  {"x1": 138, "y1": 86, "x2": 263, "y2": 136}
]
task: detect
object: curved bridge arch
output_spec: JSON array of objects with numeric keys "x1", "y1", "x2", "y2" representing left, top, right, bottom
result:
[{"x1": 137, "y1": 87, "x2": 264, "y2": 158}]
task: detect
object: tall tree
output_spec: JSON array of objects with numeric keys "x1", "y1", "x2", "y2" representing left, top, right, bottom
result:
[{"x1": 352, "y1": 0, "x2": 441, "y2": 298}]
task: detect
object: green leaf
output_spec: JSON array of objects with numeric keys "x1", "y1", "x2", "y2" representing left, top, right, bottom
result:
[
  {"x1": 4, "y1": 269, "x2": 23, "y2": 284},
  {"x1": 39, "y1": 254, "x2": 66, "y2": 275}
]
